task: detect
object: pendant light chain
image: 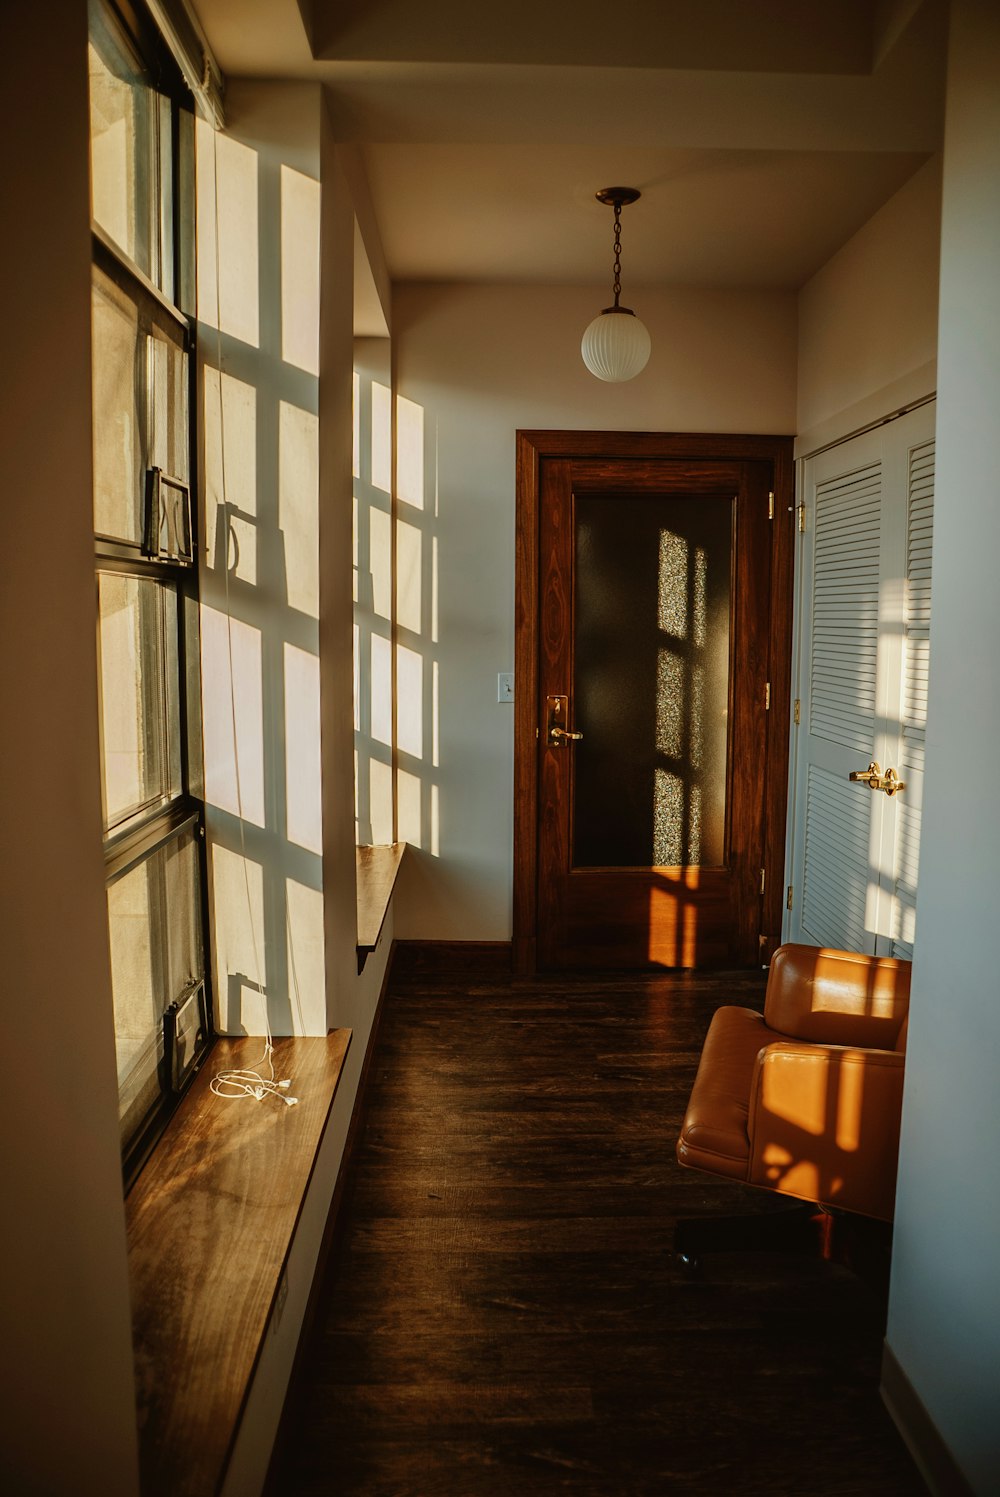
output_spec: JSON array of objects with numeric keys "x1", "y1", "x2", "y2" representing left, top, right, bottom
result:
[{"x1": 581, "y1": 186, "x2": 650, "y2": 382}]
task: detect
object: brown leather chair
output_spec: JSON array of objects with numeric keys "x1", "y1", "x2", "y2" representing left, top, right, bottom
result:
[{"x1": 676, "y1": 943, "x2": 911, "y2": 1225}]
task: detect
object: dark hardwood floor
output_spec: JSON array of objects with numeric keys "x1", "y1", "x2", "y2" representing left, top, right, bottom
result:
[{"x1": 268, "y1": 962, "x2": 926, "y2": 1496}]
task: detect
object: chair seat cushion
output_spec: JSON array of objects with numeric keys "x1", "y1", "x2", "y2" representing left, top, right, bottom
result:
[{"x1": 676, "y1": 1006, "x2": 771, "y2": 1180}]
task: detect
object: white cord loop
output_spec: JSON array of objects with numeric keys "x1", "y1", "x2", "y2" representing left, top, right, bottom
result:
[{"x1": 210, "y1": 1047, "x2": 299, "y2": 1107}]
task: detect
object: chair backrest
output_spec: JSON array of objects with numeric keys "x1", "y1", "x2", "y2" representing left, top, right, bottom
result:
[{"x1": 765, "y1": 944, "x2": 911, "y2": 1050}]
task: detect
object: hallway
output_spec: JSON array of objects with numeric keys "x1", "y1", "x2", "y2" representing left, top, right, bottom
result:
[{"x1": 268, "y1": 959, "x2": 924, "y2": 1495}]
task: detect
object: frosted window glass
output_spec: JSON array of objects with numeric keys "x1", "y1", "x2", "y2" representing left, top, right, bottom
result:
[
  {"x1": 92, "y1": 271, "x2": 144, "y2": 543},
  {"x1": 98, "y1": 573, "x2": 181, "y2": 831},
  {"x1": 88, "y1": 22, "x2": 155, "y2": 278},
  {"x1": 109, "y1": 827, "x2": 204, "y2": 1148},
  {"x1": 573, "y1": 493, "x2": 732, "y2": 868}
]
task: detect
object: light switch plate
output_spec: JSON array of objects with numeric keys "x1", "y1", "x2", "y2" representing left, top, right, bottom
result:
[{"x1": 497, "y1": 672, "x2": 514, "y2": 703}]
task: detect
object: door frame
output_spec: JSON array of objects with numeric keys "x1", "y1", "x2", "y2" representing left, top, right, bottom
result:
[{"x1": 513, "y1": 429, "x2": 796, "y2": 974}]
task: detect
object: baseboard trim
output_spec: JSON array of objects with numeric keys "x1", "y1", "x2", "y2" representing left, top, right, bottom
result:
[
  {"x1": 881, "y1": 1341, "x2": 974, "y2": 1497},
  {"x1": 391, "y1": 939, "x2": 514, "y2": 981}
]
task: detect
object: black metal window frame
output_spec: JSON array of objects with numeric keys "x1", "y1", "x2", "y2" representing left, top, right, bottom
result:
[{"x1": 90, "y1": 0, "x2": 214, "y2": 1186}]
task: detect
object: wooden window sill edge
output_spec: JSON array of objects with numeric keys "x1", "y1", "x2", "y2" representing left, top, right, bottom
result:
[
  {"x1": 126, "y1": 1029, "x2": 352, "y2": 1497},
  {"x1": 356, "y1": 841, "x2": 406, "y2": 971}
]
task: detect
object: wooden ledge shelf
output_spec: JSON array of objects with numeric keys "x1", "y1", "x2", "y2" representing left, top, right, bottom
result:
[
  {"x1": 126, "y1": 1031, "x2": 351, "y2": 1497},
  {"x1": 356, "y1": 841, "x2": 405, "y2": 971}
]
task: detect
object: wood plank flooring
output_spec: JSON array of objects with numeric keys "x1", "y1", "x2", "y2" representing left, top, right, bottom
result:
[{"x1": 268, "y1": 965, "x2": 926, "y2": 1496}]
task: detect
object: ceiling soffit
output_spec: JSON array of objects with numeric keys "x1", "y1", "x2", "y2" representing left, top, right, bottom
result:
[
  {"x1": 306, "y1": 0, "x2": 877, "y2": 74},
  {"x1": 194, "y1": 0, "x2": 947, "y2": 290}
]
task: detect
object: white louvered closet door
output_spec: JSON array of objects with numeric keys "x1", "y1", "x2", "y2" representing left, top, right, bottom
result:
[{"x1": 788, "y1": 403, "x2": 935, "y2": 957}]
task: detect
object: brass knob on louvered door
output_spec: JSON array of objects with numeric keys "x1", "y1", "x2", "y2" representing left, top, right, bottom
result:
[
  {"x1": 882, "y1": 768, "x2": 906, "y2": 796},
  {"x1": 849, "y1": 760, "x2": 883, "y2": 789}
]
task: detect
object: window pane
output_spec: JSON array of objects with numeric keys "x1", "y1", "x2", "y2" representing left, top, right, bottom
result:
[
  {"x1": 150, "y1": 323, "x2": 190, "y2": 484},
  {"x1": 109, "y1": 852, "x2": 158, "y2": 1142},
  {"x1": 109, "y1": 826, "x2": 205, "y2": 1149},
  {"x1": 92, "y1": 267, "x2": 191, "y2": 543},
  {"x1": 88, "y1": 5, "x2": 155, "y2": 279},
  {"x1": 98, "y1": 573, "x2": 182, "y2": 830},
  {"x1": 92, "y1": 269, "x2": 144, "y2": 543},
  {"x1": 163, "y1": 830, "x2": 202, "y2": 1004}
]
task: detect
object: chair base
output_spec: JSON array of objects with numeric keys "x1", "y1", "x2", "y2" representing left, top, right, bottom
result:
[{"x1": 674, "y1": 1200, "x2": 893, "y2": 1296}]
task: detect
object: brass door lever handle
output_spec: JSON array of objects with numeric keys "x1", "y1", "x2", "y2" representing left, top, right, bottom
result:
[
  {"x1": 849, "y1": 761, "x2": 883, "y2": 787},
  {"x1": 848, "y1": 761, "x2": 906, "y2": 795},
  {"x1": 545, "y1": 694, "x2": 583, "y2": 747}
]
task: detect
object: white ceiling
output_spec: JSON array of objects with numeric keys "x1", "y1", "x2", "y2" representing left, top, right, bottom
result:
[{"x1": 192, "y1": 0, "x2": 947, "y2": 293}]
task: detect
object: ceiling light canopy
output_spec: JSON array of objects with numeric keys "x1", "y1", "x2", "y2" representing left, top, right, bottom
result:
[{"x1": 581, "y1": 187, "x2": 650, "y2": 383}]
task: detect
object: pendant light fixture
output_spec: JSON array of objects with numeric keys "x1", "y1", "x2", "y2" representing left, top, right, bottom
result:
[{"x1": 581, "y1": 187, "x2": 651, "y2": 383}]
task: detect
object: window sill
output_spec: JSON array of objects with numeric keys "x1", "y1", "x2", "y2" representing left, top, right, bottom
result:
[
  {"x1": 356, "y1": 841, "x2": 406, "y2": 972},
  {"x1": 126, "y1": 1030, "x2": 351, "y2": 1497}
]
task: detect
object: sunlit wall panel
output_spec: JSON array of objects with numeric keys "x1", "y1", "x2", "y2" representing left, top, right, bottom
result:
[
  {"x1": 201, "y1": 604, "x2": 265, "y2": 827},
  {"x1": 284, "y1": 642, "x2": 323, "y2": 857}
]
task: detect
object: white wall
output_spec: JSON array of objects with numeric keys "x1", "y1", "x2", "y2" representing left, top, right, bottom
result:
[
  {"x1": 0, "y1": 4, "x2": 140, "y2": 1492},
  {"x1": 796, "y1": 154, "x2": 941, "y2": 450},
  {"x1": 887, "y1": 3, "x2": 1000, "y2": 1492},
  {"x1": 392, "y1": 281, "x2": 797, "y2": 939},
  {"x1": 198, "y1": 82, "x2": 330, "y2": 1039},
  {"x1": 353, "y1": 336, "x2": 396, "y2": 846}
]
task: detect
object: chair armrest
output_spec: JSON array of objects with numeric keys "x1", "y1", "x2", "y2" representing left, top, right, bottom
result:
[
  {"x1": 763, "y1": 943, "x2": 910, "y2": 1050},
  {"x1": 747, "y1": 1040, "x2": 905, "y2": 1220}
]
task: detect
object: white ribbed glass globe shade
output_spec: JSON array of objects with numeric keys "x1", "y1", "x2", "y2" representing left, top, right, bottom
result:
[{"x1": 581, "y1": 309, "x2": 651, "y2": 382}]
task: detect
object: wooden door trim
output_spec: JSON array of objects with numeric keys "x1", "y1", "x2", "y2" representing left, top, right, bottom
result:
[{"x1": 513, "y1": 430, "x2": 795, "y2": 974}]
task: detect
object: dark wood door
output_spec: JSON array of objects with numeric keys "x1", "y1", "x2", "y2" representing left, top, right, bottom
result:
[{"x1": 515, "y1": 433, "x2": 794, "y2": 972}]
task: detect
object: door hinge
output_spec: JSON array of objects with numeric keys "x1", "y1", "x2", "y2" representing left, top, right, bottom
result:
[
  {"x1": 760, "y1": 868, "x2": 766, "y2": 894},
  {"x1": 793, "y1": 698, "x2": 800, "y2": 725},
  {"x1": 786, "y1": 884, "x2": 794, "y2": 911},
  {"x1": 797, "y1": 501, "x2": 806, "y2": 534},
  {"x1": 765, "y1": 682, "x2": 771, "y2": 711},
  {"x1": 768, "y1": 490, "x2": 775, "y2": 520}
]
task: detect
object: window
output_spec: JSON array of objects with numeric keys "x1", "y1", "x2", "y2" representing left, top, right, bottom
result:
[{"x1": 88, "y1": 0, "x2": 211, "y2": 1180}]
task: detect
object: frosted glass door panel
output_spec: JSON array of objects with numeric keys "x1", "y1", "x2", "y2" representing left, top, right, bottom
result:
[{"x1": 573, "y1": 493, "x2": 733, "y2": 868}]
